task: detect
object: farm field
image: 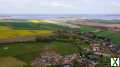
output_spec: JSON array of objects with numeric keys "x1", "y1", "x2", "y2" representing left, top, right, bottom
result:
[
  {"x1": 0, "y1": 19, "x2": 119, "y2": 67},
  {"x1": 79, "y1": 26, "x2": 120, "y2": 45},
  {"x1": 0, "y1": 29, "x2": 53, "y2": 40},
  {"x1": 0, "y1": 20, "x2": 77, "y2": 67},
  {"x1": 0, "y1": 57, "x2": 27, "y2": 67},
  {"x1": 0, "y1": 42, "x2": 78, "y2": 66}
]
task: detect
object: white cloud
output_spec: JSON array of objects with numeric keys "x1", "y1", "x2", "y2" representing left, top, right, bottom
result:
[
  {"x1": 50, "y1": 2, "x2": 79, "y2": 9},
  {"x1": 0, "y1": 0, "x2": 120, "y2": 14}
]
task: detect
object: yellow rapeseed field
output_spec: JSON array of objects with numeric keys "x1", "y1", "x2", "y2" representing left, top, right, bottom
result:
[
  {"x1": 0, "y1": 27, "x2": 53, "y2": 40},
  {"x1": 28, "y1": 20, "x2": 49, "y2": 23}
]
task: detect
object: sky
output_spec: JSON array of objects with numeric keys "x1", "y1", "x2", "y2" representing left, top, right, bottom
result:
[{"x1": 0, "y1": 0, "x2": 120, "y2": 14}]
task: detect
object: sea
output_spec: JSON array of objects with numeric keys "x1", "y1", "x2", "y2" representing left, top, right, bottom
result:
[{"x1": 0, "y1": 14, "x2": 120, "y2": 20}]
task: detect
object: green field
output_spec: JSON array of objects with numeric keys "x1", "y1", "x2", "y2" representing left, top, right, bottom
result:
[
  {"x1": 93, "y1": 19, "x2": 120, "y2": 24},
  {"x1": 0, "y1": 42, "x2": 79, "y2": 66},
  {"x1": 0, "y1": 21, "x2": 71, "y2": 30},
  {"x1": 79, "y1": 26, "x2": 120, "y2": 45}
]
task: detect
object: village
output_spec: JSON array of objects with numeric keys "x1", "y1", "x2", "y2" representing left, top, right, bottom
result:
[{"x1": 31, "y1": 30, "x2": 120, "y2": 67}]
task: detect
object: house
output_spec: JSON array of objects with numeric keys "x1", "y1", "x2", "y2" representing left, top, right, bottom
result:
[{"x1": 90, "y1": 43, "x2": 100, "y2": 52}]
